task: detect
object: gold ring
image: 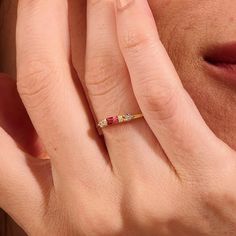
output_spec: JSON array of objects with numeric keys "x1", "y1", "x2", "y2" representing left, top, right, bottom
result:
[{"x1": 98, "y1": 113, "x2": 143, "y2": 128}]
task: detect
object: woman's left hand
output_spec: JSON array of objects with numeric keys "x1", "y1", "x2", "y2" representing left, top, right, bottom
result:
[
  {"x1": 1, "y1": 0, "x2": 236, "y2": 235},
  {"x1": 83, "y1": 0, "x2": 236, "y2": 235}
]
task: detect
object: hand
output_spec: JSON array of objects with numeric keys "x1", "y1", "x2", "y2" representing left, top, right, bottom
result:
[{"x1": 0, "y1": 1, "x2": 235, "y2": 236}]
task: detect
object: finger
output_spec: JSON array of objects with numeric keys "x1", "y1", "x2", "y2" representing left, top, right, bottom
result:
[
  {"x1": 16, "y1": 1, "x2": 109, "y2": 184},
  {"x1": 69, "y1": 0, "x2": 87, "y2": 80},
  {"x1": 0, "y1": 128, "x2": 52, "y2": 234},
  {"x1": 0, "y1": 73, "x2": 44, "y2": 157},
  {"x1": 85, "y1": 0, "x2": 170, "y2": 177},
  {"x1": 115, "y1": 0, "x2": 226, "y2": 172}
]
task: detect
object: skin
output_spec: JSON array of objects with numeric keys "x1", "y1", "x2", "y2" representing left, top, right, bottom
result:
[
  {"x1": 2, "y1": 1, "x2": 236, "y2": 149},
  {"x1": 0, "y1": 0, "x2": 236, "y2": 235}
]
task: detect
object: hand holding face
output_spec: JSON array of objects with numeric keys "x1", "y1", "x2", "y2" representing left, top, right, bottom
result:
[{"x1": 0, "y1": 0, "x2": 236, "y2": 235}]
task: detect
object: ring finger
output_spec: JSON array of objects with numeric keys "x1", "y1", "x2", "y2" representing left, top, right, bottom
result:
[{"x1": 85, "y1": 0, "x2": 171, "y2": 178}]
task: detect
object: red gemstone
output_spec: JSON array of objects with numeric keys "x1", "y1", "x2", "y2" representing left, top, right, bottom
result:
[
  {"x1": 106, "y1": 117, "x2": 114, "y2": 125},
  {"x1": 113, "y1": 116, "x2": 119, "y2": 124},
  {"x1": 106, "y1": 116, "x2": 119, "y2": 125}
]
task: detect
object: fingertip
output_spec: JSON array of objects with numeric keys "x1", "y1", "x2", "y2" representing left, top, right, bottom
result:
[{"x1": 116, "y1": 0, "x2": 134, "y2": 10}]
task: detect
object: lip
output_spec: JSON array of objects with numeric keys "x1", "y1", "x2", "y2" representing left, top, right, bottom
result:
[{"x1": 203, "y1": 42, "x2": 236, "y2": 85}]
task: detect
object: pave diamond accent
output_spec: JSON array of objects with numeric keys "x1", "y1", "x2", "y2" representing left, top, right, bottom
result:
[
  {"x1": 98, "y1": 119, "x2": 108, "y2": 128},
  {"x1": 118, "y1": 115, "x2": 124, "y2": 123},
  {"x1": 123, "y1": 114, "x2": 133, "y2": 121}
]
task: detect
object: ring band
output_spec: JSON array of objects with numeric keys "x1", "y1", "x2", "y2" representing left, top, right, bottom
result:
[{"x1": 98, "y1": 113, "x2": 143, "y2": 129}]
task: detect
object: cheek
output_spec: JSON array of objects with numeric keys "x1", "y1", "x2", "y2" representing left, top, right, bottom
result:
[
  {"x1": 183, "y1": 70, "x2": 236, "y2": 150},
  {"x1": 149, "y1": 0, "x2": 236, "y2": 149}
]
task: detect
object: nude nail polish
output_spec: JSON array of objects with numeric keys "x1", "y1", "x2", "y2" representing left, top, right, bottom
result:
[{"x1": 116, "y1": 0, "x2": 134, "y2": 10}]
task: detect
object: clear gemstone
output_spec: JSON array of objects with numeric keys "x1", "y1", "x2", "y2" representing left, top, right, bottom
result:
[
  {"x1": 124, "y1": 114, "x2": 133, "y2": 121},
  {"x1": 118, "y1": 115, "x2": 124, "y2": 123},
  {"x1": 98, "y1": 119, "x2": 108, "y2": 128}
]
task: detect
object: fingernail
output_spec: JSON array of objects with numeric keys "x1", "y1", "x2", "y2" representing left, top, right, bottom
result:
[{"x1": 116, "y1": 0, "x2": 134, "y2": 10}]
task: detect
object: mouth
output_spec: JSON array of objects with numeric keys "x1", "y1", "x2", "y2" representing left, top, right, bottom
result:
[{"x1": 203, "y1": 42, "x2": 236, "y2": 84}]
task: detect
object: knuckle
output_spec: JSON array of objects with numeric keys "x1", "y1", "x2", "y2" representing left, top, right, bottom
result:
[
  {"x1": 120, "y1": 29, "x2": 152, "y2": 51},
  {"x1": 78, "y1": 205, "x2": 122, "y2": 235},
  {"x1": 17, "y1": 59, "x2": 58, "y2": 109},
  {"x1": 139, "y1": 78, "x2": 179, "y2": 121},
  {"x1": 124, "y1": 182, "x2": 176, "y2": 231},
  {"x1": 201, "y1": 185, "x2": 236, "y2": 219},
  {"x1": 85, "y1": 55, "x2": 121, "y2": 97},
  {"x1": 130, "y1": 201, "x2": 175, "y2": 233},
  {"x1": 87, "y1": 0, "x2": 102, "y2": 7},
  {"x1": 88, "y1": 215, "x2": 122, "y2": 235},
  {"x1": 199, "y1": 163, "x2": 236, "y2": 214}
]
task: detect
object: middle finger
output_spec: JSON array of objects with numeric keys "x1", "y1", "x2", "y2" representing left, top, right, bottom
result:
[{"x1": 17, "y1": 0, "x2": 108, "y2": 185}]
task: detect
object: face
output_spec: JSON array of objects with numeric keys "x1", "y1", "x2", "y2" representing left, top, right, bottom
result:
[
  {"x1": 1, "y1": 0, "x2": 236, "y2": 149},
  {"x1": 148, "y1": 0, "x2": 236, "y2": 150}
]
